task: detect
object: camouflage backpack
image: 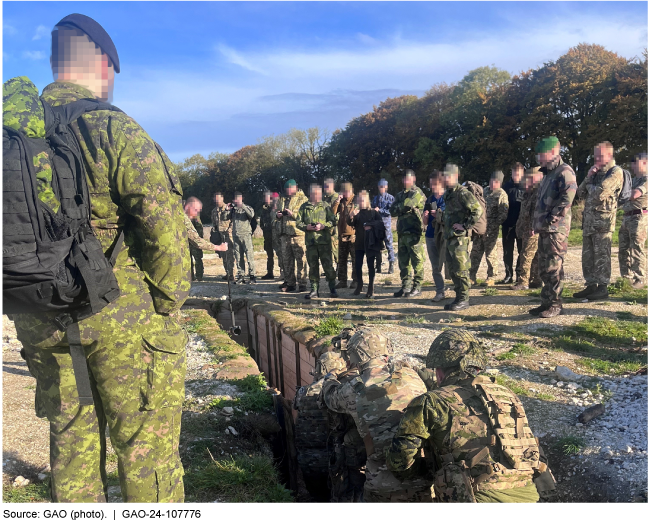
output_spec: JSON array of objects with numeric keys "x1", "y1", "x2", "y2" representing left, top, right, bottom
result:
[{"x1": 462, "y1": 181, "x2": 487, "y2": 236}]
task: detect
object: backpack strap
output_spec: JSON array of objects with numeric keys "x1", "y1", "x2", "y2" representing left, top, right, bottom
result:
[{"x1": 42, "y1": 98, "x2": 122, "y2": 134}]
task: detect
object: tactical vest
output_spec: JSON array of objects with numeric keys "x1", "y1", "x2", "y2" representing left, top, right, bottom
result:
[
  {"x1": 433, "y1": 376, "x2": 542, "y2": 502},
  {"x1": 293, "y1": 379, "x2": 331, "y2": 477}
]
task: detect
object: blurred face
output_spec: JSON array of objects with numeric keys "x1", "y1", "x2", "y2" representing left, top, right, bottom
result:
[
  {"x1": 533, "y1": 172, "x2": 544, "y2": 186},
  {"x1": 633, "y1": 159, "x2": 648, "y2": 176},
  {"x1": 342, "y1": 188, "x2": 352, "y2": 199},
  {"x1": 310, "y1": 185, "x2": 322, "y2": 203},
  {"x1": 286, "y1": 185, "x2": 297, "y2": 196},
  {"x1": 523, "y1": 175, "x2": 533, "y2": 191},
  {"x1": 594, "y1": 145, "x2": 613, "y2": 168},
  {"x1": 536, "y1": 145, "x2": 560, "y2": 167},
  {"x1": 357, "y1": 193, "x2": 370, "y2": 209},
  {"x1": 512, "y1": 168, "x2": 524, "y2": 184},
  {"x1": 490, "y1": 179, "x2": 501, "y2": 191},
  {"x1": 215, "y1": 194, "x2": 224, "y2": 206},
  {"x1": 444, "y1": 173, "x2": 458, "y2": 188},
  {"x1": 430, "y1": 177, "x2": 444, "y2": 196},
  {"x1": 186, "y1": 203, "x2": 202, "y2": 219},
  {"x1": 378, "y1": 185, "x2": 387, "y2": 194},
  {"x1": 234, "y1": 194, "x2": 243, "y2": 206},
  {"x1": 324, "y1": 180, "x2": 334, "y2": 194},
  {"x1": 264, "y1": 193, "x2": 271, "y2": 205},
  {"x1": 403, "y1": 174, "x2": 415, "y2": 189}
]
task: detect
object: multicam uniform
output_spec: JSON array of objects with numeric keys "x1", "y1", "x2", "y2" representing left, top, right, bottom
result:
[
  {"x1": 188, "y1": 216, "x2": 205, "y2": 280},
  {"x1": 576, "y1": 160, "x2": 624, "y2": 287},
  {"x1": 211, "y1": 204, "x2": 234, "y2": 279},
  {"x1": 231, "y1": 204, "x2": 256, "y2": 280},
  {"x1": 4, "y1": 77, "x2": 190, "y2": 503},
  {"x1": 295, "y1": 200, "x2": 337, "y2": 292},
  {"x1": 389, "y1": 186, "x2": 427, "y2": 291},
  {"x1": 470, "y1": 187, "x2": 509, "y2": 281},
  {"x1": 515, "y1": 185, "x2": 541, "y2": 286},
  {"x1": 619, "y1": 172, "x2": 648, "y2": 283},
  {"x1": 323, "y1": 190, "x2": 339, "y2": 266},
  {"x1": 277, "y1": 190, "x2": 309, "y2": 288},
  {"x1": 443, "y1": 184, "x2": 482, "y2": 302},
  {"x1": 270, "y1": 198, "x2": 285, "y2": 280},
  {"x1": 533, "y1": 156, "x2": 577, "y2": 308}
]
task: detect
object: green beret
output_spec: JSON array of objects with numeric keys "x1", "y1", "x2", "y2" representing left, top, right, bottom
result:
[
  {"x1": 491, "y1": 170, "x2": 504, "y2": 183},
  {"x1": 536, "y1": 136, "x2": 559, "y2": 154},
  {"x1": 284, "y1": 179, "x2": 297, "y2": 189}
]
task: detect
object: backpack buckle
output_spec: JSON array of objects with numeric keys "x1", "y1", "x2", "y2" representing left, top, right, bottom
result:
[{"x1": 54, "y1": 313, "x2": 74, "y2": 331}]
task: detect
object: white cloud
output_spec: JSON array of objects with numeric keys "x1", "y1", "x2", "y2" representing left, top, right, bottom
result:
[
  {"x1": 3, "y1": 23, "x2": 18, "y2": 36},
  {"x1": 217, "y1": 44, "x2": 269, "y2": 75},
  {"x1": 22, "y1": 51, "x2": 46, "y2": 60},
  {"x1": 356, "y1": 33, "x2": 377, "y2": 45},
  {"x1": 32, "y1": 25, "x2": 49, "y2": 41}
]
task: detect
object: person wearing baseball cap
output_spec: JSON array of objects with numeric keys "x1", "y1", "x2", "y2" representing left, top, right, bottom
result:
[
  {"x1": 371, "y1": 178, "x2": 396, "y2": 274},
  {"x1": 529, "y1": 136, "x2": 577, "y2": 318}
]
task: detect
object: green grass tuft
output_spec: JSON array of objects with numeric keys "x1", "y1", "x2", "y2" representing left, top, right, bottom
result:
[
  {"x1": 403, "y1": 315, "x2": 426, "y2": 325},
  {"x1": 314, "y1": 316, "x2": 345, "y2": 337},
  {"x1": 556, "y1": 435, "x2": 586, "y2": 456},
  {"x1": 207, "y1": 374, "x2": 273, "y2": 412},
  {"x1": 483, "y1": 287, "x2": 498, "y2": 296},
  {"x1": 494, "y1": 375, "x2": 528, "y2": 396},
  {"x1": 608, "y1": 277, "x2": 648, "y2": 303},
  {"x1": 3, "y1": 481, "x2": 50, "y2": 503},
  {"x1": 575, "y1": 357, "x2": 646, "y2": 376}
]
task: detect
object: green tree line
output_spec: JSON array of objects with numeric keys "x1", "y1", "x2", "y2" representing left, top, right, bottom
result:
[{"x1": 178, "y1": 44, "x2": 647, "y2": 222}]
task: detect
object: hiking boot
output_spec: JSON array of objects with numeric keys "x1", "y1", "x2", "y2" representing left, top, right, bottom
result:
[
  {"x1": 349, "y1": 281, "x2": 358, "y2": 289},
  {"x1": 585, "y1": 284, "x2": 609, "y2": 301},
  {"x1": 431, "y1": 291, "x2": 446, "y2": 302},
  {"x1": 366, "y1": 281, "x2": 374, "y2": 299},
  {"x1": 448, "y1": 300, "x2": 469, "y2": 311},
  {"x1": 528, "y1": 305, "x2": 548, "y2": 316},
  {"x1": 353, "y1": 281, "x2": 364, "y2": 295},
  {"x1": 444, "y1": 298, "x2": 459, "y2": 310},
  {"x1": 393, "y1": 288, "x2": 406, "y2": 298},
  {"x1": 281, "y1": 284, "x2": 296, "y2": 292},
  {"x1": 305, "y1": 290, "x2": 319, "y2": 300},
  {"x1": 632, "y1": 279, "x2": 646, "y2": 289},
  {"x1": 405, "y1": 288, "x2": 421, "y2": 298},
  {"x1": 573, "y1": 284, "x2": 598, "y2": 299},
  {"x1": 388, "y1": 262, "x2": 395, "y2": 274},
  {"x1": 335, "y1": 281, "x2": 348, "y2": 289},
  {"x1": 234, "y1": 276, "x2": 245, "y2": 285},
  {"x1": 501, "y1": 276, "x2": 514, "y2": 285},
  {"x1": 511, "y1": 282, "x2": 529, "y2": 291},
  {"x1": 486, "y1": 278, "x2": 495, "y2": 287},
  {"x1": 528, "y1": 280, "x2": 543, "y2": 289},
  {"x1": 330, "y1": 287, "x2": 339, "y2": 298},
  {"x1": 249, "y1": 276, "x2": 257, "y2": 285},
  {"x1": 540, "y1": 305, "x2": 563, "y2": 318},
  {"x1": 224, "y1": 274, "x2": 235, "y2": 281},
  {"x1": 299, "y1": 285, "x2": 308, "y2": 293},
  {"x1": 261, "y1": 273, "x2": 274, "y2": 280}
]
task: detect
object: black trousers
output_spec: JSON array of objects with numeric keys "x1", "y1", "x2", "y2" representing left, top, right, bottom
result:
[
  {"x1": 355, "y1": 249, "x2": 379, "y2": 283},
  {"x1": 502, "y1": 224, "x2": 523, "y2": 279}
]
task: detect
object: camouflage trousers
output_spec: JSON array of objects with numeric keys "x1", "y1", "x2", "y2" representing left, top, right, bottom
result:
[
  {"x1": 469, "y1": 228, "x2": 500, "y2": 280},
  {"x1": 382, "y1": 217, "x2": 396, "y2": 262},
  {"x1": 262, "y1": 229, "x2": 274, "y2": 275},
  {"x1": 445, "y1": 234, "x2": 471, "y2": 301},
  {"x1": 280, "y1": 235, "x2": 307, "y2": 287},
  {"x1": 233, "y1": 233, "x2": 256, "y2": 278},
  {"x1": 214, "y1": 231, "x2": 234, "y2": 277},
  {"x1": 306, "y1": 244, "x2": 336, "y2": 291},
  {"x1": 538, "y1": 232, "x2": 567, "y2": 307},
  {"x1": 582, "y1": 231, "x2": 613, "y2": 286},
  {"x1": 618, "y1": 214, "x2": 647, "y2": 282},
  {"x1": 515, "y1": 233, "x2": 540, "y2": 285},
  {"x1": 397, "y1": 232, "x2": 425, "y2": 290},
  {"x1": 330, "y1": 228, "x2": 339, "y2": 266},
  {"x1": 337, "y1": 237, "x2": 356, "y2": 282},
  {"x1": 362, "y1": 458, "x2": 434, "y2": 503},
  {"x1": 330, "y1": 427, "x2": 366, "y2": 503},
  {"x1": 13, "y1": 287, "x2": 187, "y2": 503},
  {"x1": 189, "y1": 245, "x2": 204, "y2": 280},
  {"x1": 273, "y1": 231, "x2": 285, "y2": 279}
]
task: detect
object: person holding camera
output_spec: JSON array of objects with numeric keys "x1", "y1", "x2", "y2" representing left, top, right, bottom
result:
[
  {"x1": 211, "y1": 191, "x2": 235, "y2": 281},
  {"x1": 276, "y1": 180, "x2": 309, "y2": 292},
  {"x1": 231, "y1": 192, "x2": 257, "y2": 285},
  {"x1": 424, "y1": 171, "x2": 447, "y2": 302},
  {"x1": 296, "y1": 184, "x2": 338, "y2": 299}
]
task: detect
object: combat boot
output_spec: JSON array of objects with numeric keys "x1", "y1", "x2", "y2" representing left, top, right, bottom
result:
[
  {"x1": 249, "y1": 276, "x2": 257, "y2": 285},
  {"x1": 405, "y1": 287, "x2": 421, "y2": 298},
  {"x1": 528, "y1": 304, "x2": 548, "y2": 316},
  {"x1": 444, "y1": 297, "x2": 459, "y2": 310},
  {"x1": 632, "y1": 279, "x2": 646, "y2": 289},
  {"x1": 388, "y1": 261, "x2": 394, "y2": 274},
  {"x1": 330, "y1": 287, "x2": 339, "y2": 298},
  {"x1": 353, "y1": 281, "x2": 364, "y2": 295},
  {"x1": 540, "y1": 305, "x2": 563, "y2": 318},
  {"x1": 305, "y1": 290, "x2": 319, "y2": 300},
  {"x1": 573, "y1": 284, "x2": 598, "y2": 298},
  {"x1": 528, "y1": 280, "x2": 543, "y2": 289},
  {"x1": 393, "y1": 288, "x2": 405, "y2": 298},
  {"x1": 335, "y1": 280, "x2": 347, "y2": 289},
  {"x1": 281, "y1": 284, "x2": 296, "y2": 292},
  {"x1": 511, "y1": 281, "x2": 529, "y2": 291},
  {"x1": 449, "y1": 300, "x2": 469, "y2": 311},
  {"x1": 234, "y1": 275, "x2": 245, "y2": 285},
  {"x1": 585, "y1": 284, "x2": 609, "y2": 301},
  {"x1": 431, "y1": 291, "x2": 446, "y2": 302},
  {"x1": 261, "y1": 273, "x2": 274, "y2": 280},
  {"x1": 299, "y1": 284, "x2": 308, "y2": 293},
  {"x1": 279, "y1": 282, "x2": 288, "y2": 290},
  {"x1": 366, "y1": 278, "x2": 374, "y2": 299}
]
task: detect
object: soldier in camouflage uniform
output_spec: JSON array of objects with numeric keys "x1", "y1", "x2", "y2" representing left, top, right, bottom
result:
[
  {"x1": 386, "y1": 329, "x2": 552, "y2": 503},
  {"x1": 211, "y1": 192, "x2": 235, "y2": 281},
  {"x1": 442, "y1": 164, "x2": 483, "y2": 311},
  {"x1": 259, "y1": 191, "x2": 276, "y2": 279},
  {"x1": 231, "y1": 192, "x2": 257, "y2": 285},
  {"x1": 276, "y1": 180, "x2": 308, "y2": 292},
  {"x1": 531, "y1": 136, "x2": 577, "y2": 318},
  {"x1": 323, "y1": 178, "x2": 339, "y2": 268},
  {"x1": 270, "y1": 192, "x2": 285, "y2": 283},
  {"x1": 296, "y1": 184, "x2": 338, "y2": 299},
  {"x1": 469, "y1": 171, "x2": 509, "y2": 287},
  {"x1": 321, "y1": 327, "x2": 434, "y2": 502},
  {"x1": 184, "y1": 197, "x2": 228, "y2": 279},
  {"x1": 619, "y1": 152, "x2": 648, "y2": 288},
  {"x1": 574, "y1": 141, "x2": 624, "y2": 300},
  {"x1": 512, "y1": 169, "x2": 543, "y2": 290},
  {"x1": 390, "y1": 170, "x2": 427, "y2": 297},
  {"x1": 4, "y1": 15, "x2": 190, "y2": 502}
]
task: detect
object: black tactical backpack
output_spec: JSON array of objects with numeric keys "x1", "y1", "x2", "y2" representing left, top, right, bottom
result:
[
  {"x1": 3, "y1": 98, "x2": 124, "y2": 405},
  {"x1": 462, "y1": 181, "x2": 487, "y2": 236}
]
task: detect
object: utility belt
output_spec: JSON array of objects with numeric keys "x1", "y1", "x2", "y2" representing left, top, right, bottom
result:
[{"x1": 624, "y1": 209, "x2": 648, "y2": 217}]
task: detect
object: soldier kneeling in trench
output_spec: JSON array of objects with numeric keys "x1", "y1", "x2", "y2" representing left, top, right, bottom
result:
[{"x1": 293, "y1": 329, "x2": 366, "y2": 502}]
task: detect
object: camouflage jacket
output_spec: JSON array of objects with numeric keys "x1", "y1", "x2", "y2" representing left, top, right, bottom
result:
[
  {"x1": 533, "y1": 156, "x2": 577, "y2": 235},
  {"x1": 231, "y1": 204, "x2": 255, "y2": 237},
  {"x1": 623, "y1": 173, "x2": 648, "y2": 213},
  {"x1": 211, "y1": 205, "x2": 233, "y2": 235},
  {"x1": 484, "y1": 187, "x2": 509, "y2": 231},
  {"x1": 443, "y1": 184, "x2": 483, "y2": 239},
  {"x1": 3, "y1": 77, "x2": 190, "y2": 313},
  {"x1": 295, "y1": 201, "x2": 336, "y2": 246},
  {"x1": 323, "y1": 191, "x2": 339, "y2": 234},
  {"x1": 390, "y1": 186, "x2": 426, "y2": 235},
  {"x1": 192, "y1": 217, "x2": 204, "y2": 239},
  {"x1": 277, "y1": 190, "x2": 308, "y2": 237},
  {"x1": 386, "y1": 375, "x2": 540, "y2": 503},
  {"x1": 185, "y1": 213, "x2": 213, "y2": 252},
  {"x1": 516, "y1": 186, "x2": 539, "y2": 239},
  {"x1": 259, "y1": 203, "x2": 274, "y2": 231},
  {"x1": 577, "y1": 160, "x2": 624, "y2": 234}
]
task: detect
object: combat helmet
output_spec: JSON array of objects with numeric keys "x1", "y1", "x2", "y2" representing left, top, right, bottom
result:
[
  {"x1": 426, "y1": 328, "x2": 487, "y2": 375},
  {"x1": 314, "y1": 351, "x2": 347, "y2": 381},
  {"x1": 344, "y1": 326, "x2": 392, "y2": 366}
]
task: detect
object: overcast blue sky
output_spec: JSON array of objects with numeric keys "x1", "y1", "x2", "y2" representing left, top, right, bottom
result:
[{"x1": 3, "y1": 1, "x2": 648, "y2": 162}]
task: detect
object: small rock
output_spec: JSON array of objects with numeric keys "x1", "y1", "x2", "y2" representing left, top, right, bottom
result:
[
  {"x1": 556, "y1": 365, "x2": 582, "y2": 382},
  {"x1": 581, "y1": 298, "x2": 589, "y2": 303},
  {"x1": 320, "y1": 302, "x2": 327, "y2": 307},
  {"x1": 556, "y1": 381, "x2": 565, "y2": 388},
  {"x1": 580, "y1": 392, "x2": 589, "y2": 398},
  {"x1": 225, "y1": 428, "x2": 230, "y2": 435},
  {"x1": 12, "y1": 476, "x2": 30, "y2": 487},
  {"x1": 571, "y1": 398, "x2": 580, "y2": 405},
  {"x1": 342, "y1": 313, "x2": 352, "y2": 320},
  {"x1": 228, "y1": 426, "x2": 238, "y2": 436},
  {"x1": 578, "y1": 404, "x2": 606, "y2": 424},
  {"x1": 220, "y1": 295, "x2": 227, "y2": 301},
  {"x1": 575, "y1": 423, "x2": 583, "y2": 427},
  {"x1": 566, "y1": 382, "x2": 579, "y2": 390},
  {"x1": 221, "y1": 407, "x2": 234, "y2": 416},
  {"x1": 37, "y1": 473, "x2": 48, "y2": 481}
]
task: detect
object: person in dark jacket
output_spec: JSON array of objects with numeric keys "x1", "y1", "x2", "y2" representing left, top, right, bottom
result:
[
  {"x1": 501, "y1": 162, "x2": 525, "y2": 283},
  {"x1": 347, "y1": 191, "x2": 385, "y2": 298}
]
